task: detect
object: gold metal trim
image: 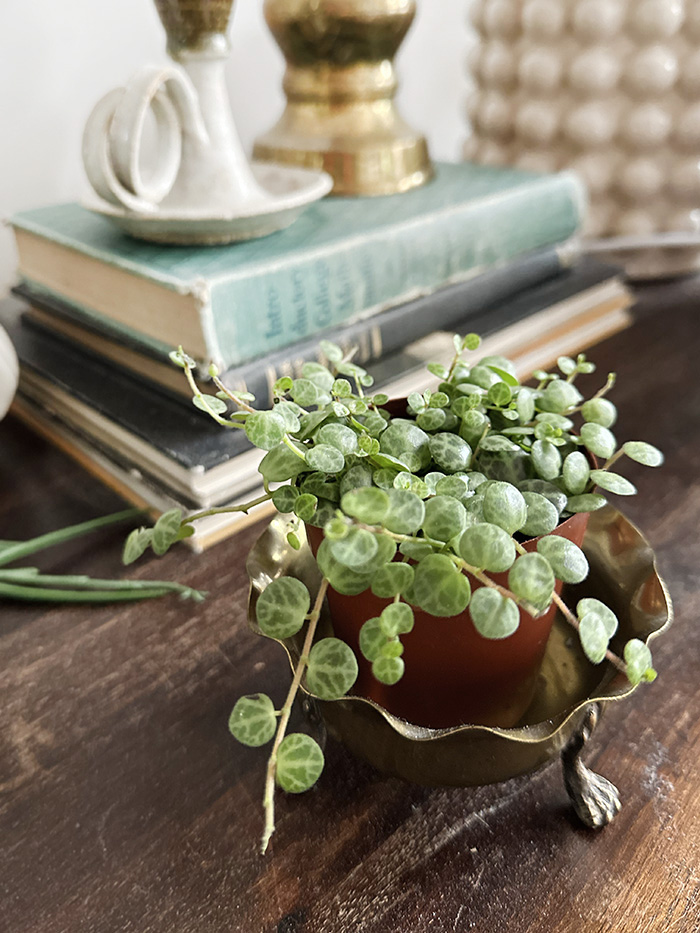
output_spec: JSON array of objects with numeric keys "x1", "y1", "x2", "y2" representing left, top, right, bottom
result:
[{"x1": 246, "y1": 506, "x2": 672, "y2": 786}]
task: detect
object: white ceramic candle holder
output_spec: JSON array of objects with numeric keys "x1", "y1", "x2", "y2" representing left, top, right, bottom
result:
[{"x1": 81, "y1": 0, "x2": 332, "y2": 245}]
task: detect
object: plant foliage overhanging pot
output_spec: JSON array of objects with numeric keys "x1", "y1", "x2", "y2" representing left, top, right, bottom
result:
[{"x1": 124, "y1": 332, "x2": 667, "y2": 852}]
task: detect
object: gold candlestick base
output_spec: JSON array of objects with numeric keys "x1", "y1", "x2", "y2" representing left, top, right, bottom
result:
[{"x1": 254, "y1": 0, "x2": 433, "y2": 197}]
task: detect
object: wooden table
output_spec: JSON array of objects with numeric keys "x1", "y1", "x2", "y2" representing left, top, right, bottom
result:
[{"x1": 1, "y1": 280, "x2": 699, "y2": 933}]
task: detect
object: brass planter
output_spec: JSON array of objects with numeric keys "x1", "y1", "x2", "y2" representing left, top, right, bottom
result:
[
  {"x1": 246, "y1": 506, "x2": 672, "y2": 827},
  {"x1": 253, "y1": 0, "x2": 433, "y2": 196}
]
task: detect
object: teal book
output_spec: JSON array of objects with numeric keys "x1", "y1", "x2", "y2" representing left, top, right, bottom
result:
[{"x1": 10, "y1": 162, "x2": 585, "y2": 370}]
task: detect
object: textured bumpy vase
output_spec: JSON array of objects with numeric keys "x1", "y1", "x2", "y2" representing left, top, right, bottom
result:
[
  {"x1": 254, "y1": 0, "x2": 433, "y2": 195},
  {"x1": 464, "y1": 0, "x2": 700, "y2": 277}
]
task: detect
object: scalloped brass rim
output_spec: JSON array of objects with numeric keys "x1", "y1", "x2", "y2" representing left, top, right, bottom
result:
[{"x1": 246, "y1": 506, "x2": 672, "y2": 752}]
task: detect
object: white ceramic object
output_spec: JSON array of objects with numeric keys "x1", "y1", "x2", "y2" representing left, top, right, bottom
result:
[
  {"x1": 82, "y1": 162, "x2": 333, "y2": 244},
  {"x1": 464, "y1": 0, "x2": 700, "y2": 278},
  {"x1": 82, "y1": 48, "x2": 331, "y2": 244},
  {"x1": 0, "y1": 325, "x2": 19, "y2": 421}
]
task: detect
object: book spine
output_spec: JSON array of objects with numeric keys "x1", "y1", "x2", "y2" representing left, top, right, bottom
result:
[
  {"x1": 220, "y1": 243, "x2": 575, "y2": 405},
  {"x1": 210, "y1": 174, "x2": 585, "y2": 368}
]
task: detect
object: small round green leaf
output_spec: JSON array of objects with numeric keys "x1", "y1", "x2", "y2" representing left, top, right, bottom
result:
[
  {"x1": 379, "y1": 420, "x2": 431, "y2": 471},
  {"x1": 581, "y1": 398, "x2": 617, "y2": 427},
  {"x1": 469, "y1": 587, "x2": 520, "y2": 639},
  {"x1": 359, "y1": 617, "x2": 385, "y2": 661},
  {"x1": 193, "y1": 394, "x2": 228, "y2": 416},
  {"x1": 531, "y1": 439, "x2": 562, "y2": 481},
  {"x1": 383, "y1": 489, "x2": 426, "y2": 534},
  {"x1": 580, "y1": 423, "x2": 617, "y2": 460},
  {"x1": 276, "y1": 734, "x2": 325, "y2": 793},
  {"x1": 566, "y1": 493, "x2": 607, "y2": 513},
  {"x1": 577, "y1": 598, "x2": 618, "y2": 637},
  {"x1": 562, "y1": 451, "x2": 590, "y2": 496},
  {"x1": 578, "y1": 613, "x2": 609, "y2": 664},
  {"x1": 429, "y1": 433, "x2": 472, "y2": 473},
  {"x1": 379, "y1": 602, "x2": 414, "y2": 637},
  {"x1": 315, "y1": 423, "x2": 359, "y2": 456},
  {"x1": 259, "y1": 444, "x2": 309, "y2": 483},
  {"x1": 291, "y1": 378, "x2": 320, "y2": 407},
  {"x1": 306, "y1": 637, "x2": 359, "y2": 699},
  {"x1": 371, "y1": 563, "x2": 415, "y2": 598},
  {"x1": 518, "y1": 479, "x2": 568, "y2": 515},
  {"x1": 536, "y1": 535, "x2": 589, "y2": 583},
  {"x1": 539, "y1": 379, "x2": 582, "y2": 413},
  {"x1": 293, "y1": 493, "x2": 318, "y2": 523},
  {"x1": 152, "y1": 509, "x2": 184, "y2": 556},
  {"x1": 228, "y1": 694, "x2": 277, "y2": 747},
  {"x1": 372, "y1": 656, "x2": 405, "y2": 685},
  {"x1": 422, "y1": 495, "x2": 467, "y2": 542},
  {"x1": 306, "y1": 444, "x2": 345, "y2": 474},
  {"x1": 341, "y1": 486, "x2": 390, "y2": 524},
  {"x1": 482, "y1": 482, "x2": 528, "y2": 535},
  {"x1": 329, "y1": 527, "x2": 379, "y2": 569},
  {"x1": 458, "y1": 522, "x2": 516, "y2": 573},
  {"x1": 508, "y1": 553, "x2": 555, "y2": 609},
  {"x1": 256, "y1": 577, "x2": 311, "y2": 639},
  {"x1": 413, "y1": 554, "x2": 471, "y2": 617},
  {"x1": 624, "y1": 639, "x2": 656, "y2": 686},
  {"x1": 245, "y1": 410, "x2": 287, "y2": 451},
  {"x1": 622, "y1": 441, "x2": 664, "y2": 467},
  {"x1": 123, "y1": 526, "x2": 153, "y2": 565},
  {"x1": 272, "y1": 485, "x2": 300, "y2": 513},
  {"x1": 520, "y1": 492, "x2": 559, "y2": 538},
  {"x1": 590, "y1": 470, "x2": 637, "y2": 496},
  {"x1": 417, "y1": 408, "x2": 447, "y2": 431}
]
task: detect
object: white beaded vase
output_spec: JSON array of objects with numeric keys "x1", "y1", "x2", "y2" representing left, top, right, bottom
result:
[{"x1": 464, "y1": 0, "x2": 700, "y2": 278}]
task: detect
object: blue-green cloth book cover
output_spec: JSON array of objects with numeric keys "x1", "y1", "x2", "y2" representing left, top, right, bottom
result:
[{"x1": 11, "y1": 162, "x2": 586, "y2": 369}]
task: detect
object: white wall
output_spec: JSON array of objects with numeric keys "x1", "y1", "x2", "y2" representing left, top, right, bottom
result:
[{"x1": 0, "y1": 0, "x2": 468, "y2": 296}]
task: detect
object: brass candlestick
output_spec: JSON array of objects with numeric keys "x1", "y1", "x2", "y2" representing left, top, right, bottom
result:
[{"x1": 253, "y1": 0, "x2": 433, "y2": 196}]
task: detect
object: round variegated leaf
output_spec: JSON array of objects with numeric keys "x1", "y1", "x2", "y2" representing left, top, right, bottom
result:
[
  {"x1": 256, "y1": 577, "x2": 310, "y2": 639},
  {"x1": 228, "y1": 694, "x2": 277, "y2": 747},
  {"x1": 413, "y1": 554, "x2": 471, "y2": 617},
  {"x1": 469, "y1": 588, "x2": 520, "y2": 639},
  {"x1": 458, "y1": 522, "x2": 516, "y2": 573},
  {"x1": 537, "y1": 535, "x2": 589, "y2": 584},
  {"x1": 276, "y1": 734, "x2": 325, "y2": 793},
  {"x1": 306, "y1": 638, "x2": 358, "y2": 700},
  {"x1": 379, "y1": 602, "x2": 414, "y2": 637}
]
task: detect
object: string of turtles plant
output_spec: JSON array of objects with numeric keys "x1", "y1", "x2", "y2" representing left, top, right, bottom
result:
[{"x1": 123, "y1": 334, "x2": 664, "y2": 852}]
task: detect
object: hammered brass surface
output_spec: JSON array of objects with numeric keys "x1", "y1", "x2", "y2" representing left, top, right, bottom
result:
[
  {"x1": 253, "y1": 0, "x2": 433, "y2": 195},
  {"x1": 246, "y1": 506, "x2": 672, "y2": 786}
]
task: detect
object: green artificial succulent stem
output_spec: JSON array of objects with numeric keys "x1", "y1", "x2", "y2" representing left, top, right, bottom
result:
[
  {"x1": 0, "y1": 508, "x2": 142, "y2": 569},
  {"x1": 0, "y1": 580, "x2": 197, "y2": 603},
  {"x1": 261, "y1": 577, "x2": 329, "y2": 855}
]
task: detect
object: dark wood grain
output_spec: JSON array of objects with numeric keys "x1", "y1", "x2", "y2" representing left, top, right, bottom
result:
[{"x1": 2, "y1": 280, "x2": 699, "y2": 933}]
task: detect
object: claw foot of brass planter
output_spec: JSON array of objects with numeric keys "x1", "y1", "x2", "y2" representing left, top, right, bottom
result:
[
  {"x1": 247, "y1": 507, "x2": 672, "y2": 825},
  {"x1": 253, "y1": 0, "x2": 433, "y2": 196},
  {"x1": 562, "y1": 703, "x2": 622, "y2": 829}
]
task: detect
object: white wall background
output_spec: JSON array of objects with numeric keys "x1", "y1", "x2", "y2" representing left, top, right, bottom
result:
[{"x1": 0, "y1": 0, "x2": 469, "y2": 296}]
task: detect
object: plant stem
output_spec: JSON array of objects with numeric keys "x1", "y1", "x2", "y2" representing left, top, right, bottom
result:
[
  {"x1": 283, "y1": 435, "x2": 307, "y2": 460},
  {"x1": 602, "y1": 449, "x2": 624, "y2": 471},
  {"x1": 182, "y1": 493, "x2": 273, "y2": 525},
  {"x1": 261, "y1": 577, "x2": 329, "y2": 855},
  {"x1": 0, "y1": 567, "x2": 203, "y2": 597},
  {"x1": 211, "y1": 373, "x2": 258, "y2": 414},
  {"x1": 0, "y1": 509, "x2": 143, "y2": 569}
]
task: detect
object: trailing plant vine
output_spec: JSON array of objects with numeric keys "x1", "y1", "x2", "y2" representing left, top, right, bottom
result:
[{"x1": 124, "y1": 334, "x2": 663, "y2": 852}]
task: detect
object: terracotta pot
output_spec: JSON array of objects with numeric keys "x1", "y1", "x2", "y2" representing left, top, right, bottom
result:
[
  {"x1": 307, "y1": 509, "x2": 588, "y2": 729},
  {"x1": 304, "y1": 395, "x2": 591, "y2": 728}
]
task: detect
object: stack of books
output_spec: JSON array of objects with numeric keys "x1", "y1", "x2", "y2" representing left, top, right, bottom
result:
[{"x1": 4, "y1": 162, "x2": 633, "y2": 550}]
